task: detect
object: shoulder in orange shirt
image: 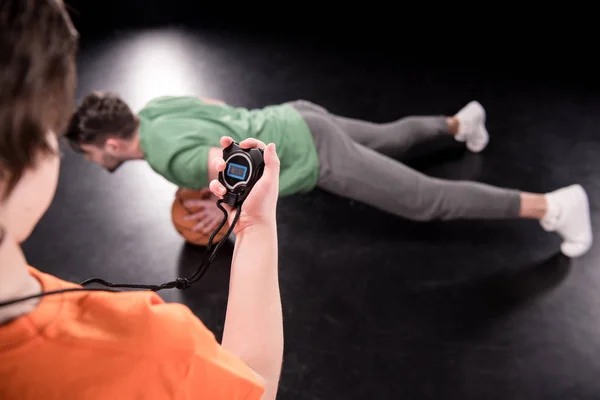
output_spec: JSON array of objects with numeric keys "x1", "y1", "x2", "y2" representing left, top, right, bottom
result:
[{"x1": 0, "y1": 267, "x2": 264, "y2": 399}]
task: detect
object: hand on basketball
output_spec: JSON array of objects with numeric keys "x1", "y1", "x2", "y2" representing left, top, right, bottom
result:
[
  {"x1": 184, "y1": 201, "x2": 223, "y2": 234},
  {"x1": 209, "y1": 136, "x2": 280, "y2": 233},
  {"x1": 179, "y1": 188, "x2": 223, "y2": 233}
]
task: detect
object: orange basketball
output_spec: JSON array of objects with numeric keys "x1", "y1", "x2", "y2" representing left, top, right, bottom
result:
[{"x1": 171, "y1": 188, "x2": 229, "y2": 246}]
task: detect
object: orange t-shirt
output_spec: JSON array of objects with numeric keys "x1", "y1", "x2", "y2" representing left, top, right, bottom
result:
[{"x1": 0, "y1": 267, "x2": 264, "y2": 399}]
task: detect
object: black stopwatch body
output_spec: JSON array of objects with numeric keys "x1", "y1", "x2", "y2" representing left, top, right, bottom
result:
[{"x1": 218, "y1": 142, "x2": 265, "y2": 207}]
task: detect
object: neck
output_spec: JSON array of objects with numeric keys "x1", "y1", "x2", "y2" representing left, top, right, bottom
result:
[
  {"x1": 130, "y1": 125, "x2": 145, "y2": 160},
  {"x1": 0, "y1": 231, "x2": 42, "y2": 325}
]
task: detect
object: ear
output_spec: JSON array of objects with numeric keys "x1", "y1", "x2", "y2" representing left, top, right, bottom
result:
[{"x1": 104, "y1": 138, "x2": 120, "y2": 153}]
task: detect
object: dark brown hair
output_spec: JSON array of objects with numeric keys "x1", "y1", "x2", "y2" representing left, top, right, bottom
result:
[
  {"x1": 0, "y1": 0, "x2": 78, "y2": 197},
  {"x1": 65, "y1": 92, "x2": 139, "y2": 152}
]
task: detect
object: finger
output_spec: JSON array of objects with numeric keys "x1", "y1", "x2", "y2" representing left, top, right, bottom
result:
[
  {"x1": 262, "y1": 142, "x2": 280, "y2": 179},
  {"x1": 239, "y1": 138, "x2": 267, "y2": 150},
  {"x1": 192, "y1": 215, "x2": 212, "y2": 232},
  {"x1": 184, "y1": 211, "x2": 207, "y2": 221},
  {"x1": 220, "y1": 136, "x2": 235, "y2": 148},
  {"x1": 198, "y1": 218, "x2": 211, "y2": 234},
  {"x1": 182, "y1": 199, "x2": 208, "y2": 209},
  {"x1": 209, "y1": 180, "x2": 227, "y2": 199},
  {"x1": 195, "y1": 214, "x2": 219, "y2": 233},
  {"x1": 192, "y1": 221, "x2": 206, "y2": 232},
  {"x1": 184, "y1": 212, "x2": 206, "y2": 222},
  {"x1": 212, "y1": 156, "x2": 227, "y2": 173},
  {"x1": 201, "y1": 216, "x2": 219, "y2": 234}
]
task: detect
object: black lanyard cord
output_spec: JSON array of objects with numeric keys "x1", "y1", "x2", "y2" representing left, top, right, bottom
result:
[{"x1": 0, "y1": 199, "x2": 240, "y2": 308}]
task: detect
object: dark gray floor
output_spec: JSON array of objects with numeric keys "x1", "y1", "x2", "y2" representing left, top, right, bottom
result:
[{"x1": 22, "y1": 26, "x2": 600, "y2": 399}]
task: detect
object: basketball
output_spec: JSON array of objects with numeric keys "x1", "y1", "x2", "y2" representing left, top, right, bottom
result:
[{"x1": 171, "y1": 188, "x2": 229, "y2": 246}]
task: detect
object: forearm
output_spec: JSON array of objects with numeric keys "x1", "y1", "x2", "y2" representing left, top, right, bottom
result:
[{"x1": 221, "y1": 222, "x2": 283, "y2": 398}]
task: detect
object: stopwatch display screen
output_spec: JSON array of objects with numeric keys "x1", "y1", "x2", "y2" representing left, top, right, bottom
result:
[{"x1": 227, "y1": 163, "x2": 248, "y2": 180}]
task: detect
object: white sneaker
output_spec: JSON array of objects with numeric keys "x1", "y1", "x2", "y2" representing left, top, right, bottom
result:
[
  {"x1": 454, "y1": 101, "x2": 489, "y2": 153},
  {"x1": 541, "y1": 184, "x2": 593, "y2": 257}
]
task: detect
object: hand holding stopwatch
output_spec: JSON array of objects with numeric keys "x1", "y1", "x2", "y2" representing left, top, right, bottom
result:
[{"x1": 218, "y1": 141, "x2": 265, "y2": 208}]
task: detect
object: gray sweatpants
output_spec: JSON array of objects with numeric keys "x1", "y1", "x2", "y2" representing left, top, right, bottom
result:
[{"x1": 290, "y1": 100, "x2": 521, "y2": 221}]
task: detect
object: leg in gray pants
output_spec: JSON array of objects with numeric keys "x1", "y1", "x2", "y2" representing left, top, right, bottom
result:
[{"x1": 290, "y1": 100, "x2": 521, "y2": 221}]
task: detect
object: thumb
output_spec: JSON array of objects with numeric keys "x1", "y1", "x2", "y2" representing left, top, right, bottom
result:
[{"x1": 262, "y1": 143, "x2": 280, "y2": 180}]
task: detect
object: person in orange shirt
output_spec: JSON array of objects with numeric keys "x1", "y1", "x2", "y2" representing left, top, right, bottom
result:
[{"x1": 0, "y1": 1, "x2": 283, "y2": 399}]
